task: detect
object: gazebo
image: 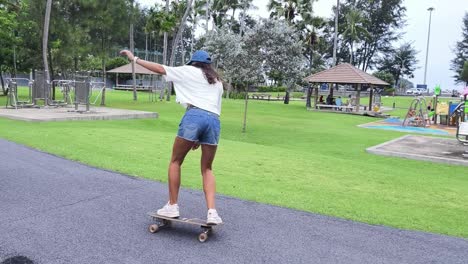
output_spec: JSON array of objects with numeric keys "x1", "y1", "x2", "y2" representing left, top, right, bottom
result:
[
  {"x1": 107, "y1": 63, "x2": 160, "y2": 90},
  {"x1": 303, "y1": 63, "x2": 389, "y2": 112}
]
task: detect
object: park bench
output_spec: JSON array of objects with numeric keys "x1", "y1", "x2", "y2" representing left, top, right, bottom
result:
[
  {"x1": 316, "y1": 104, "x2": 354, "y2": 111},
  {"x1": 251, "y1": 93, "x2": 271, "y2": 100},
  {"x1": 114, "y1": 85, "x2": 154, "y2": 91}
]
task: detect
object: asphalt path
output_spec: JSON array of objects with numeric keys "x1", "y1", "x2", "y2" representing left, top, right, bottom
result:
[{"x1": 0, "y1": 139, "x2": 467, "y2": 264}]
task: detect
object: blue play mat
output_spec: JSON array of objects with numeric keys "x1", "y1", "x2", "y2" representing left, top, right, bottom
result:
[{"x1": 364, "y1": 125, "x2": 449, "y2": 135}]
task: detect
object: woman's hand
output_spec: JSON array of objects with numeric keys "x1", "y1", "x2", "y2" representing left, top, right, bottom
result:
[{"x1": 120, "y1": 50, "x2": 135, "y2": 61}]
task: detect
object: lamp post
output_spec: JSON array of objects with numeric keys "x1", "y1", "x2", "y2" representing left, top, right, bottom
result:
[{"x1": 423, "y1": 7, "x2": 435, "y2": 85}]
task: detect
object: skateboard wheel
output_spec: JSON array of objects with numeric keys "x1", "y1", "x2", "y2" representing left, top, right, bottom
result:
[
  {"x1": 198, "y1": 233, "x2": 208, "y2": 243},
  {"x1": 149, "y1": 224, "x2": 159, "y2": 233}
]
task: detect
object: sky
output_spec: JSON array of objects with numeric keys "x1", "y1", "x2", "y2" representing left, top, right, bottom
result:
[{"x1": 137, "y1": 0, "x2": 468, "y2": 91}]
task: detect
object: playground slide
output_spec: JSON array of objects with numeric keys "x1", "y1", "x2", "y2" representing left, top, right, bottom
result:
[{"x1": 449, "y1": 101, "x2": 465, "y2": 119}]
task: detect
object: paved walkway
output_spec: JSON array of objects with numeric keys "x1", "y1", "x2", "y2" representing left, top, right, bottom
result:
[
  {"x1": 0, "y1": 139, "x2": 467, "y2": 264},
  {"x1": 367, "y1": 135, "x2": 468, "y2": 167},
  {"x1": 0, "y1": 107, "x2": 157, "y2": 122}
]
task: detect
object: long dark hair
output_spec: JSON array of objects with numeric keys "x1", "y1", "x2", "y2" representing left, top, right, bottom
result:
[{"x1": 191, "y1": 62, "x2": 221, "y2": 84}]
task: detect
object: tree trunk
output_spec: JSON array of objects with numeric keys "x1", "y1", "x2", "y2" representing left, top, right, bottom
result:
[
  {"x1": 130, "y1": 23, "x2": 137, "y2": 101},
  {"x1": 47, "y1": 44, "x2": 55, "y2": 100},
  {"x1": 205, "y1": 0, "x2": 210, "y2": 33},
  {"x1": 100, "y1": 56, "x2": 107, "y2": 106},
  {"x1": 242, "y1": 90, "x2": 248, "y2": 133},
  {"x1": 162, "y1": 0, "x2": 170, "y2": 101},
  {"x1": 42, "y1": 0, "x2": 52, "y2": 84},
  {"x1": 314, "y1": 85, "x2": 318, "y2": 109},
  {"x1": 229, "y1": 8, "x2": 236, "y2": 30},
  {"x1": 190, "y1": 16, "x2": 197, "y2": 57},
  {"x1": 306, "y1": 86, "x2": 312, "y2": 109},
  {"x1": 167, "y1": 0, "x2": 193, "y2": 101},
  {"x1": 227, "y1": 77, "x2": 232, "y2": 99},
  {"x1": 0, "y1": 69, "x2": 5, "y2": 95}
]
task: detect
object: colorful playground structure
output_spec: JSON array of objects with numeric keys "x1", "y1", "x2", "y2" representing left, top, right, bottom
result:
[
  {"x1": 456, "y1": 87, "x2": 468, "y2": 158},
  {"x1": 5, "y1": 71, "x2": 106, "y2": 112}
]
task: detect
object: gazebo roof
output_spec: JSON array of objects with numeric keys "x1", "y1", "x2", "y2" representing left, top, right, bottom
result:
[
  {"x1": 107, "y1": 63, "x2": 159, "y2": 75},
  {"x1": 304, "y1": 63, "x2": 389, "y2": 86}
]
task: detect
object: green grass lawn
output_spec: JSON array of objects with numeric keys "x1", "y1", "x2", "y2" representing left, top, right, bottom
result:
[{"x1": 0, "y1": 89, "x2": 467, "y2": 238}]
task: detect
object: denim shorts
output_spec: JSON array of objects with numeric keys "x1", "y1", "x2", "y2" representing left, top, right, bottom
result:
[{"x1": 177, "y1": 107, "x2": 221, "y2": 145}]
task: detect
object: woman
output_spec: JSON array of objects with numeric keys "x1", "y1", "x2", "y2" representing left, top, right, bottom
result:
[{"x1": 120, "y1": 49, "x2": 223, "y2": 224}]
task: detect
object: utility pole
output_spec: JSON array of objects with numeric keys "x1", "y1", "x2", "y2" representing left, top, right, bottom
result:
[{"x1": 423, "y1": 7, "x2": 435, "y2": 85}]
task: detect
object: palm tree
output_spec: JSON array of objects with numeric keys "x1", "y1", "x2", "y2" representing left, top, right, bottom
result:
[
  {"x1": 211, "y1": 0, "x2": 230, "y2": 28},
  {"x1": 342, "y1": 8, "x2": 369, "y2": 65},
  {"x1": 167, "y1": 0, "x2": 194, "y2": 101},
  {"x1": 299, "y1": 16, "x2": 326, "y2": 73},
  {"x1": 188, "y1": 0, "x2": 207, "y2": 56},
  {"x1": 268, "y1": 0, "x2": 312, "y2": 25}
]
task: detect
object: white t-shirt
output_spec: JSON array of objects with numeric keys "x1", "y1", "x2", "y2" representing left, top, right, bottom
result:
[{"x1": 162, "y1": 65, "x2": 223, "y2": 115}]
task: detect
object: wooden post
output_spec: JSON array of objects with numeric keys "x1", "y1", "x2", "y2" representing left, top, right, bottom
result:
[
  {"x1": 306, "y1": 84, "x2": 312, "y2": 109},
  {"x1": 355, "y1": 84, "x2": 361, "y2": 112},
  {"x1": 368, "y1": 86, "x2": 373, "y2": 111},
  {"x1": 314, "y1": 84, "x2": 319, "y2": 109}
]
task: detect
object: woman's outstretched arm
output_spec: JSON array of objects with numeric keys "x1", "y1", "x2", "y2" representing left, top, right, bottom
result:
[{"x1": 120, "y1": 49, "x2": 166, "y2": 75}]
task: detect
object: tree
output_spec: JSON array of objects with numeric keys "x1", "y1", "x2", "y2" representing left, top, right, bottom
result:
[
  {"x1": 297, "y1": 15, "x2": 327, "y2": 75},
  {"x1": 167, "y1": 0, "x2": 194, "y2": 100},
  {"x1": 451, "y1": 12, "x2": 468, "y2": 85},
  {"x1": 342, "y1": 8, "x2": 369, "y2": 65},
  {"x1": 86, "y1": 0, "x2": 133, "y2": 105},
  {"x1": 0, "y1": 2, "x2": 20, "y2": 94},
  {"x1": 246, "y1": 19, "x2": 304, "y2": 104},
  {"x1": 377, "y1": 42, "x2": 418, "y2": 93},
  {"x1": 373, "y1": 71, "x2": 395, "y2": 94},
  {"x1": 330, "y1": 0, "x2": 406, "y2": 70},
  {"x1": 461, "y1": 61, "x2": 468, "y2": 86},
  {"x1": 204, "y1": 25, "x2": 260, "y2": 133},
  {"x1": 42, "y1": 0, "x2": 52, "y2": 84}
]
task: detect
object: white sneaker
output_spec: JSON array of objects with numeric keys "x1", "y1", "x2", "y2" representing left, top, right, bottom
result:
[
  {"x1": 156, "y1": 202, "x2": 180, "y2": 218},
  {"x1": 207, "y1": 209, "x2": 223, "y2": 225}
]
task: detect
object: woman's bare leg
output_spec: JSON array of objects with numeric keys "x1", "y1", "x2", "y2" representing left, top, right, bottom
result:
[
  {"x1": 200, "y1": 144, "x2": 218, "y2": 209},
  {"x1": 168, "y1": 137, "x2": 196, "y2": 204}
]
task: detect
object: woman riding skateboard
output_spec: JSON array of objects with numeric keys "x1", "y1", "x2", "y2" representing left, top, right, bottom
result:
[{"x1": 120, "y1": 49, "x2": 223, "y2": 224}]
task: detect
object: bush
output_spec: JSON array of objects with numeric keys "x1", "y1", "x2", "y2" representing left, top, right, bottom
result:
[
  {"x1": 226, "y1": 92, "x2": 248, "y2": 99},
  {"x1": 256, "y1": 86, "x2": 286, "y2": 93}
]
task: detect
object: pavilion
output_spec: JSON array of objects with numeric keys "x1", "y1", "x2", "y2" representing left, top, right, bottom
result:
[
  {"x1": 107, "y1": 63, "x2": 160, "y2": 90},
  {"x1": 303, "y1": 63, "x2": 389, "y2": 112}
]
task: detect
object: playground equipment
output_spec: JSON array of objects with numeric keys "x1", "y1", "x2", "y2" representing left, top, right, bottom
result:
[
  {"x1": 450, "y1": 92, "x2": 467, "y2": 158},
  {"x1": 372, "y1": 88, "x2": 382, "y2": 112},
  {"x1": 456, "y1": 118, "x2": 468, "y2": 159},
  {"x1": 402, "y1": 97, "x2": 430, "y2": 127},
  {"x1": 4, "y1": 70, "x2": 108, "y2": 112},
  {"x1": 31, "y1": 70, "x2": 49, "y2": 105},
  {"x1": 89, "y1": 81, "x2": 106, "y2": 105},
  {"x1": 52, "y1": 80, "x2": 74, "y2": 105},
  {"x1": 5, "y1": 78, "x2": 34, "y2": 109},
  {"x1": 71, "y1": 73, "x2": 91, "y2": 112}
]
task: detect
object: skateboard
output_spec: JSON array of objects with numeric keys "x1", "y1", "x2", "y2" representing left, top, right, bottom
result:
[{"x1": 147, "y1": 212, "x2": 222, "y2": 243}]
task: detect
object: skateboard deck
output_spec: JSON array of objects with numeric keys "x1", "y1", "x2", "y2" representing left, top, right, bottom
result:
[{"x1": 147, "y1": 212, "x2": 222, "y2": 242}]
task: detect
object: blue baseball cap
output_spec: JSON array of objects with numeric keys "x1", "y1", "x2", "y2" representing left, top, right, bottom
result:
[{"x1": 187, "y1": 50, "x2": 212, "y2": 65}]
